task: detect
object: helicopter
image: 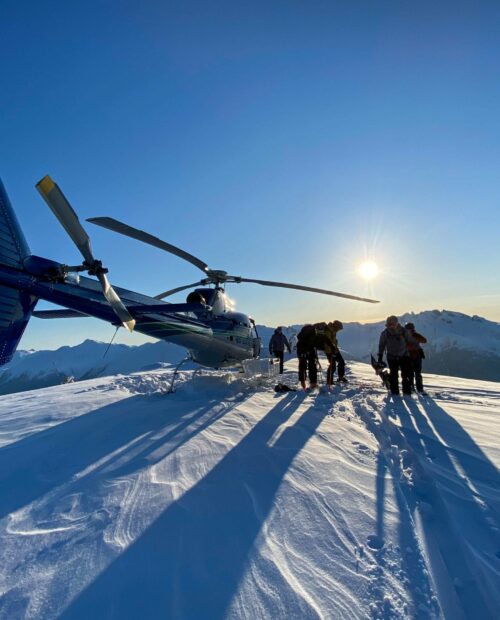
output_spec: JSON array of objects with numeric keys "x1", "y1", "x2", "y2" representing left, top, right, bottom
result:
[{"x1": 0, "y1": 175, "x2": 379, "y2": 369}]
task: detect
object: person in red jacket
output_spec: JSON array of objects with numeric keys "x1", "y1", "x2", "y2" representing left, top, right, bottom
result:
[{"x1": 405, "y1": 322, "x2": 427, "y2": 393}]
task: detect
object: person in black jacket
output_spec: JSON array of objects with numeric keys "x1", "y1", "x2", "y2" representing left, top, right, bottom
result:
[
  {"x1": 296, "y1": 322, "x2": 338, "y2": 390},
  {"x1": 269, "y1": 327, "x2": 291, "y2": 374},
  {"x1": 378, "y1": 315, "x2": 411, "y2": 395},
  {"x1": 296, "y1": 324, "x2": 319, "y2": 389}
]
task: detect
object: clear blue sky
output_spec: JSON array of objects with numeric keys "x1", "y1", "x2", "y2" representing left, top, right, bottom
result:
[{"x1": 1, "y1": 1, "x2": 499, "y2": 349}]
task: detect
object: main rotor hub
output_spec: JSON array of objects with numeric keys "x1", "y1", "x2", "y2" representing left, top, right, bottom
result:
[{"x1": 206, "y1": 269, "x2": 228, "y2": 282}]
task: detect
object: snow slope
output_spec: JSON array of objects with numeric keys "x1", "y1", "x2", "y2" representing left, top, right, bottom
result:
[{"x1": 0, "y1": 361, "x2": 499, "y2": 619}]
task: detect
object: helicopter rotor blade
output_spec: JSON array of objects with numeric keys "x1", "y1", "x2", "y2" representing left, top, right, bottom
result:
[
  {"x1": 87, "y1": 216, "x2": 209, "y2": 274},
  {"x1": 97, "y1": 272, "x2": 136, "y2": 331},
  {"x1": 154, "y1": 281, "x2": 207, "y2": 300},
  {"x1": 36, "y1": 176, "x2": 136, "y2": 331},
  {"x1": 36, "y1": 175, "x2": 95, "y2": 264},
  {"x1": 234, "y1": 277, "x2": 380, "y2": 304}
]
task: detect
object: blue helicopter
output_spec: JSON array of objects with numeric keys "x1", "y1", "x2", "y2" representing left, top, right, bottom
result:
[{"x1": 0, "y1": 176, "x2": 379, "y2": 369}]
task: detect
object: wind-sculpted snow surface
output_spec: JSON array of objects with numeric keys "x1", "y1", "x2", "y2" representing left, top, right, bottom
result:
[{"x1": 0, "y1": 363, "x2": 499, "y2": 619}]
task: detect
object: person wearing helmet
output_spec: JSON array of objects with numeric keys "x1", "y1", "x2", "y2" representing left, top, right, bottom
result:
[
  {"x1": 324, "y1": 320, "x2": 347, "y2": 386},
  {"x1": 378, "y1": 315, "x2": 411, "y2": 395},
  {"x1": 404, "y1": 322, "x2": 427, "y2": 393}
]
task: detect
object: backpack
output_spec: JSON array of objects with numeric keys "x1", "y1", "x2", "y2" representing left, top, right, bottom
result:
[
  {"x1": 297, "y1": 324, "x2": 315, "y2": 343},
  {"x1": 297, "y1": 322, "x2": 328, "y2": 349}
]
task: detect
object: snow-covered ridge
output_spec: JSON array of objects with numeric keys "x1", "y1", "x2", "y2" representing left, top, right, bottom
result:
[
  {"x1": 1, "y1": 309, "x2": 500, "y2": 396},
  {"x1": 0, "y1": 340, "x2": 185, "y2": 396}
]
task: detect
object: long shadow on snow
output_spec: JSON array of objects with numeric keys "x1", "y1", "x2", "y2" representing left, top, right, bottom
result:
[
  {"x1": 391, "y1": 398, "x2": 500, "y2": 618},
  {"x1": 60, "y1": 392, "x2": 324, "y2": 620},
  {"x1": 0, "y1": 391, "x2": 238, "y2": 522},
  {"x1": 418, "y1": 395, "x2": 500, "y2": 502},
  {"x1": 371, "y1": 405, "x2": 437, "y2": 619},
  {"x1": 401, "y1": 398, "x2": 500, "y2": 543}
]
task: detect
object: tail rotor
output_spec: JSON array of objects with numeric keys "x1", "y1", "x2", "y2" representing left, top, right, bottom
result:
[{"x1": 36, "y1": 176, "x2": 135, "y2": 331}]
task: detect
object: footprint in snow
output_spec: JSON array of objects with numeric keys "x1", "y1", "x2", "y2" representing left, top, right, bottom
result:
[{"x1": 352, "y1": 441, "x2": 371, "y2": 454}]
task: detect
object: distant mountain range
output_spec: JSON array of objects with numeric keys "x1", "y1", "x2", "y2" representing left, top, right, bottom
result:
[
  {"x1": 0, "y1": 340, "x2": 185, "y2": 396},
  {"x1": 1, "y1": 310, "x2": 499, "y2": 395}
]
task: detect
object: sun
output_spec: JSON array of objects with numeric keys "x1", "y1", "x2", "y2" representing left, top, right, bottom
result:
[{"x1": 358, "y1": 260, "x2": 379, "y2": 280}]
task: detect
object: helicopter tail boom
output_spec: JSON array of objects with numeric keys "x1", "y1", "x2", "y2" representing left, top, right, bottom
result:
[{"x1": 0, "y1": 179, "x2": 39, "y2": 365}]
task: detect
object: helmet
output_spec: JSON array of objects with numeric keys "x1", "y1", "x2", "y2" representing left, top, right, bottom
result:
[
  {"x1": 331, "y1": 320, "x2": 343, "y2": 330},
  {"x1": 405, "y1": 322, "x2": 415, "y2": 330},
  {"x1": 386, "y1": 315, "x2": 398, "y2": 326}
]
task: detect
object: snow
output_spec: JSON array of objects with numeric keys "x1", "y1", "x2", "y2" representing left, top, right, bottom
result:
[{"x1": 0, "y1": 360, "x2": 499, "y2": 619}]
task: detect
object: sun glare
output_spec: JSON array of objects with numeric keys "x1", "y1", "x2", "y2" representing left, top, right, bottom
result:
[{"x1": 358, "y1": 260, "x2": 379, "y2": 280}]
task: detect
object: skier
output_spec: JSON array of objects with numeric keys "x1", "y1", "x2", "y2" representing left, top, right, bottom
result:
[
  {"x1": 378, "y1": 315, "x2": 412, "y2": 395},
  {"x1": 404, "y1": 322, "x2": 427, "y2": 393},
  {"x1": 324, "y1": 320, "x2": 347, "y2": 386},
  {"x1": 269, "y1": 326, "x2": 291, "y2": 374}
]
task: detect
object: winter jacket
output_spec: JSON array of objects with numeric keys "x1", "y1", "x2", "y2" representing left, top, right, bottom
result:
[
  {"x1": 323, "y1": 323, "x2": 340, "y2": 357},
  {"x1": 406, "y1": 330, "x2": 427, "y2": 358},
  {"x1": 378, "y1": 325, "x2": 408, "y2": 359},
  {"x1": 269, "y1": 331, "x2": 291, "y2": 354},
  {"x1": 297, "y1": 323, "x2": 335, "y2": 354}
]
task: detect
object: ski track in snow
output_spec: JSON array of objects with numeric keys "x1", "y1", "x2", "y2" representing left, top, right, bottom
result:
[{"x1": 0, "y1": 362, "x2": 499, "y2": 619}]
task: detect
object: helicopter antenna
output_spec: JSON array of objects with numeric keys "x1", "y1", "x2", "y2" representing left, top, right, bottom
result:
[{"x1": 103, "y1": 326, "x2": 120, "y2": 358}]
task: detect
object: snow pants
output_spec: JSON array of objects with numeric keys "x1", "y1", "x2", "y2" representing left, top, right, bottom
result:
[
  {"x1": 409, "y1": 356, "x2": 424, "y2": 392},
  {"x1": 387, "y1": 355, "x2": 412, "y2": 395},
  {"x1": 298, "y1": 349, "x2": 317, "y2": 386},
  {"x1": 326, "y1": 351, "x2": 345, "y2": 384}
]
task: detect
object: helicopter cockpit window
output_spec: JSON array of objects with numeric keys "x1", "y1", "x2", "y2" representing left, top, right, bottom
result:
[
  {"x1": 190, "y1": 288, "x2": 217, "y2": 306},
  {"x1": 186, "y1": 291, "x2": 206, "y2": 305}
]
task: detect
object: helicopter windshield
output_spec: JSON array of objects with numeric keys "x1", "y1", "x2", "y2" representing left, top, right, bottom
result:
[{"x1": 187, "y1": 288, "x2": 217, "y2": 306}]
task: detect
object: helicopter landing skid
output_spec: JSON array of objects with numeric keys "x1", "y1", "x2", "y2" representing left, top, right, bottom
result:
[{"x1": 166, "y1": 354, "x2": 193, "y2": 394}]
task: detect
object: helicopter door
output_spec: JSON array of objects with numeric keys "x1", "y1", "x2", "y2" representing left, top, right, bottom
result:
[{"x1": 250, "y1": 319, "x2": 261, "y2": 358}]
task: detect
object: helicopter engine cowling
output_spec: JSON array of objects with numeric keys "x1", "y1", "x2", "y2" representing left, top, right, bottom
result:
[{"x1": 188, "y1": 288, "x2": 226, "y2": 314}]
